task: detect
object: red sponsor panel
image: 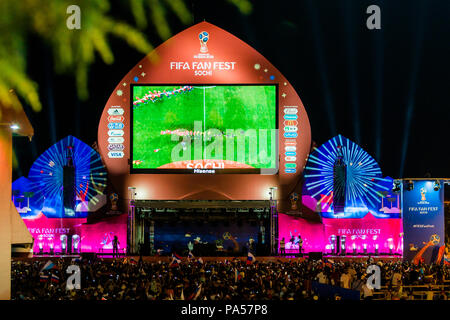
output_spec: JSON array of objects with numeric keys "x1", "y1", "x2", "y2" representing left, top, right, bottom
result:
[{"x1": 108, "y1": 115, "x2": 125, "y2": 123}]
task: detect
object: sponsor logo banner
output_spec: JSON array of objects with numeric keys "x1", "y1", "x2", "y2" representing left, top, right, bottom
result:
[
  {"x1": 107, "y1": 122, "x2": 125, "y2": 130},
  {"x1": 108, "y1": 151, "x2": 124, "y2": 158},
  {"x1": 108, "y1": 144, "x2": 125, "y2": 151},
  {"x1": 284, "y1": 114, "x2": 298, "y2": 120},
  {"x1": 284, "y1": 120, "x2": 298, "y2": 126},
  {"x1": 108, "y1": 130, "x2": 124, "y2": 137},
  {"x1": 285, "y1": 151, "x2": 296, "y2": 157},
  {"x1": 108, "y1": 137, "x2": 125, "y2": 143},
  {"x1": 285, "y1": 168, "x2": 296, "y2": 173},
  {"x1": 285, "y1": 163, "x2": 297, "y2": 168},
  {"x1": 285, "y1": 156, "x2": 296, "y2": 161},
  {"x1": 107, "y1": 107, "x2": 124, "y2": 116},
  {"x1": 284, "y1": 139, "x2": 297, "y2": 146},
  {"x1": 284, "y1": 132, "x2": 298, "y2": 138},
  {"x1": 283, "y1": 108, "x2": 298, "y2": 114},
  {"x1": 284, "y1": 126, "x2": 298, "y2": 132},
  {"x1": 108, "y1": 115, "x2": 125, "y2": 122},
  {"x1": 285, "y1": 146, "x2": 296, "y2": 152}
]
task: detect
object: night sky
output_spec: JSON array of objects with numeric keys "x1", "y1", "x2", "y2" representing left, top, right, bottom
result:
[{"x1": 13, "y1": 0, "x2": 450, "y2": 181}]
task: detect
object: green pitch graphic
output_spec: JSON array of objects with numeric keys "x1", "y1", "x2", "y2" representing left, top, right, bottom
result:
[{"x1": 132, "y1": 85, "x2": 277, "y2": 170}]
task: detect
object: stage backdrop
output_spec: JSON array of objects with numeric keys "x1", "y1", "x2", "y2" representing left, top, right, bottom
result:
[
  {"x1": 154, "y1": 220, "x2": 262, "y2": 255},
  {"x1": 402, "y1": 180, "x2": 445, "y2": 264},
  {"x1": 278, "y1": 214, "x2": 325, "y2": 253}
]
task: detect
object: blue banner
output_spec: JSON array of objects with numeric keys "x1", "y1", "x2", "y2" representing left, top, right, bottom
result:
[{"x1": 402, "y1": 180, "x2": 445, "y2": 263}]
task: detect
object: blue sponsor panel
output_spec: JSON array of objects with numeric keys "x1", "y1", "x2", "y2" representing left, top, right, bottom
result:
[
  {"x1": 285, "y1": 168, "x2": 296, "y2": 174},
  {"x1": 284, "y1": 132, "x2": 298, "y2": 138},
  {"x1": 285, "y1": 151, "x2": 296, "y2": 157},
  {"x1": 107, "y1": 122, "x2": 125, "y2": 130},
  {"x1": 402, "y1": 180, "x2": 445, "y2": 264},
  {"x1": 284, "y1": 114, "x2": 298, "y2": 120}
]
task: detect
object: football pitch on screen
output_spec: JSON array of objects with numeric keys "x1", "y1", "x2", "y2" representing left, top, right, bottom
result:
[{"x1": 132, "y1": 85, "x2": 276, "y2": 169}]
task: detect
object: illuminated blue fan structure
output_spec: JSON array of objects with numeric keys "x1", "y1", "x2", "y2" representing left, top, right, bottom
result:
[
  {"x1": 27, "y1": 136, "x2": 107, "y2": 218},
  {"x1": 303, "y1": 135, "x2": 395, "y2": 218}
]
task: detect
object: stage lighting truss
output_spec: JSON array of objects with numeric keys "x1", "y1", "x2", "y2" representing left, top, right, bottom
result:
[
  {"x1": 392, "y1": 180, "x2": 402, "y2": 193},
  {"x1": 28, "y1": 135, "x2": 107, "y2": 217},
  {"x1": 303, "y1": 135, "x2": 392, "y2": 211}
]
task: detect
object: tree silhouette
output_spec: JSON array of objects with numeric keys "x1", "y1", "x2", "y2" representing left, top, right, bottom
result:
[
  {"x1": 0, "y1": 0, "x2": 251, "y2": 118},
  {"x1": 23, "y1": 191, "x2": 35, "y2": 209}
]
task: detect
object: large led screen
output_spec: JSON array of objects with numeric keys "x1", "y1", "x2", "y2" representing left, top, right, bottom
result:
[{"x1": 131, "y1": 84, "x2": 278, "y2": 173}]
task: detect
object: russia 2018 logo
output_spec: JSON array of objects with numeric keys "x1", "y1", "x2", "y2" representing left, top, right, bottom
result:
[{"x1": 199, "y1": 31, "x2": 209, "y2": 53}]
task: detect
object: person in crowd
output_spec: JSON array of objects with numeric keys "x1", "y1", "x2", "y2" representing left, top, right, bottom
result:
[
  {"x1": 279, "y1": 238, "x2": 286, "y2": 256},
  {"x1": 10, "y1": 258, "x2": 450, "y2": 301},
  {"x1": 340, "y1": 269, "x2": 351, "y2": 289},
  {"x1": 297, "y1": 235, "x2": 303, "y2": 256}
]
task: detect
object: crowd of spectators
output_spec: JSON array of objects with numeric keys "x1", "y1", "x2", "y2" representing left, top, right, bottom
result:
[{"x1": 11, "y1": 257, "x2": 450, "y2": 301}]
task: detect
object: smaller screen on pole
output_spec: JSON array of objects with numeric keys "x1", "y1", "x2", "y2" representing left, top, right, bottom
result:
[{"x1": 131, "y1": 84, "x2": 278, "y2": 174}]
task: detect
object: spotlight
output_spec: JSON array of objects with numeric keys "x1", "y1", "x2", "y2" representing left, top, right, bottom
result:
[
  {"x1": 352, "y1": 243, "x2": 357, "y2": 255},
  {"x1": 375, "y1": 244, "x2": 379, "y2": 255},
  {"x1": 389, "y1": 244, "x2": 394, "y2": 255},
  {"x1": 10, "y1": 124, "x2": 19, "y2": 130},
  {"x1": 363, "y1": 243, "x2": 367, "y2": 255},
  {"x1": 392, "y1": 180, "x2": 401, "y2": 193},
  {"x1": 405, "y1": 180, "x2": 414, "y2": 191},
  {"x1": 433, "y1": 180, "x2": 441, "y2": 191}
]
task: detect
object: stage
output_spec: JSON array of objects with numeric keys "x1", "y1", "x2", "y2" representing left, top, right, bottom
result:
[{"x1": 12, "y1": 254, "x2": 402, "y2": 264}]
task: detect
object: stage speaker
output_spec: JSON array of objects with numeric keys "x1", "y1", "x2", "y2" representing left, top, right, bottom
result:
[
  {"x1": 309, "y1": 252, "x2": 323, "y2": 260},
  {"x1": 63, "y1": 166, "x2": 76, "y2": 215},
  {"x1": 81, "y1": 252, "x2": 96, "y2": 260}
]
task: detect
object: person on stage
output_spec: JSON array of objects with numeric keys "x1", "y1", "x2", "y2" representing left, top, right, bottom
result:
[
  {"x1": 280, "y1": 238, "x2": 286, "y2": 256},
  {"x1": 298, "y1": 235, "x2": 303, "y2": 256},
  {"x1": 112, "y1": 235, "x2": 120, "y2": 258}
]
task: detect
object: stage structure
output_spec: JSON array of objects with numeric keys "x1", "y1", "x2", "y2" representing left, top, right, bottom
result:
[
  {"x1": 0, "y1": 94, "x2": 34, "y2": 300},
  {"x1": 12, "y1": 136, "x2": 127, "y2": 255},
  {"x1": 278, "y1": 135, "x2": 403, "y2": 256},
  {"x1": 97, "y1": 22, "x2": 312, "y2": 255}
]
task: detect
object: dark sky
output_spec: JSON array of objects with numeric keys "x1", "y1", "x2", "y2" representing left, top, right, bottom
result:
[{"x1": 13, "y1": 0, "x2": 450, "y2": 181}]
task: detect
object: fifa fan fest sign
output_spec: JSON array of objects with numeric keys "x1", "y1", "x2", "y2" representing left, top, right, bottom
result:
[{"x1": 402, "y1": 180, "x2": 445, "y2": 264}]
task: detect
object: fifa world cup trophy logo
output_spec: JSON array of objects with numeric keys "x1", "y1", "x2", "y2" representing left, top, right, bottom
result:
[
  {"x1": 110, "y1": 193, "x2": 119, "y2": 211},
  {"x1": 420, "y1": 187, "x2": 426, "y2": 201},
  {"x1": 199, "y1": 31, "x2": 209, "y2": 53},
  {"x1": 290, "y1": 192, "x2": 299, "y2": 210}
]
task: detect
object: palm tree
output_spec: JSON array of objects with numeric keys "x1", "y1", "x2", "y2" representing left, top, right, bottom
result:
[
  {"x1": 0, "y1": 0, "x2": 251, "y2": 117},
  {"x1": 23, "y1": 191, "x2": 35, "y2": 210}
]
